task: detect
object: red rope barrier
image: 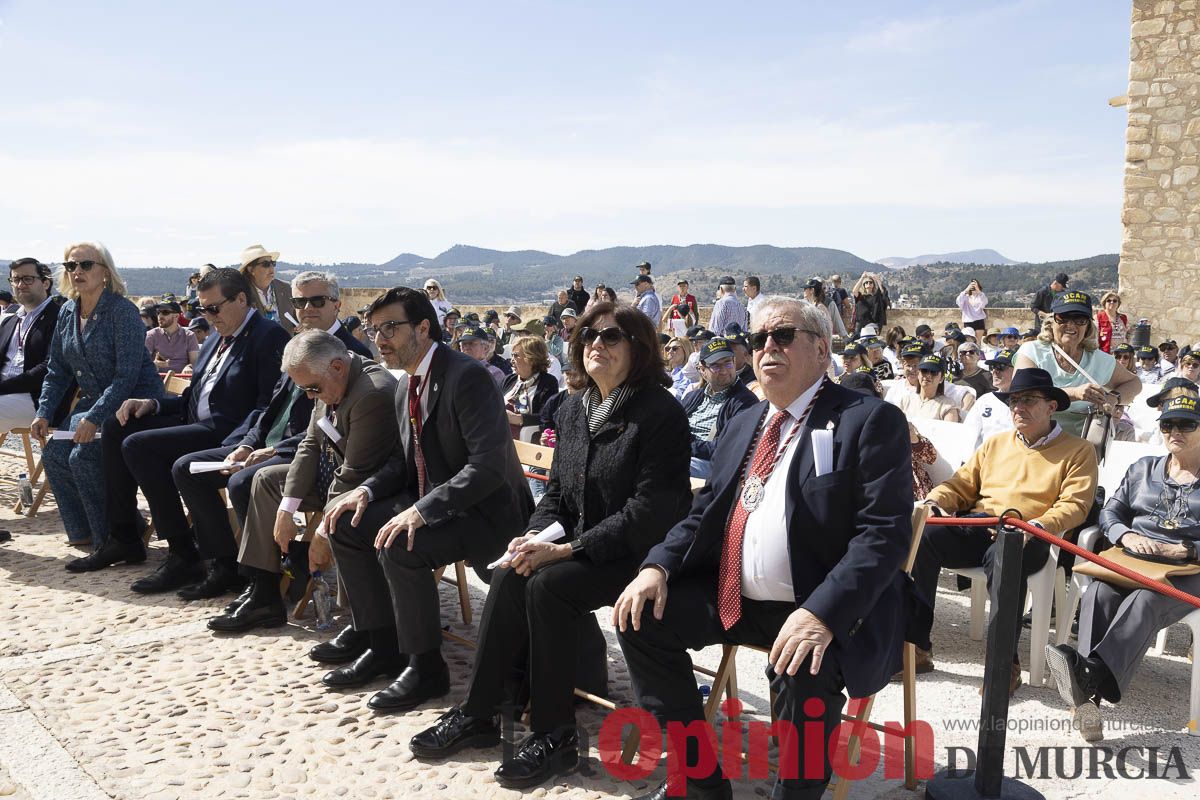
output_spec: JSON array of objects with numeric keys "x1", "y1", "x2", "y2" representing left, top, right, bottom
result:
[{"x1": 925, "y1": 514, "x2": 1200, "y2": 610}]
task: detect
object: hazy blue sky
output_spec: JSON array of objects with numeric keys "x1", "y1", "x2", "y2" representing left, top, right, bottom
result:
[{"x1": 1, "y1": 1, "x2": 1134, "y2": 267}]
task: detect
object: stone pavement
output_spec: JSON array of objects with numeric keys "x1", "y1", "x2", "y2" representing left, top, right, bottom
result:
[{"x1": 0, "y1": 470, "x2": 1198, "y2": 799}]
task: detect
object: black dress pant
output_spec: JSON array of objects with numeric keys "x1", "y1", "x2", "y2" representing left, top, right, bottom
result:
[
  {"x1": 909, "y1": 516, "x2": 1051, "y2": 654},
  {"x1": 102, "y1": 414, "x2": 225, "y2": 552},
  {"x1": 172, "y1": 446, "x2": 290, "y2": 561},
  {"x1": 462, "y1": 555, "x2": 638, "y2": 733},
  {"x1": 329, "y1": 493, "x2": 505, "y2": 655},
  {"x1": 618, "y1": 577, "x2": 846, "y2": 800}
]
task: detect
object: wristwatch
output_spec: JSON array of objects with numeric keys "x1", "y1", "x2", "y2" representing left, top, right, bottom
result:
[
  {"x1": 1184, "y1": 540, "x2": 1198, "y2": 562},
  {"x1": 570, "y1": 538, "x2": 587, "y2": 558}
]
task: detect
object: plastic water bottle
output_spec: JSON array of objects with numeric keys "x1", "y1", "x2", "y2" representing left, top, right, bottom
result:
[
  {"x1": 18, "y1": 473, "x2": 32, "y2": 508},
  {"x1": 312, "y1": 569, "x2": 337, "y2": 631}
]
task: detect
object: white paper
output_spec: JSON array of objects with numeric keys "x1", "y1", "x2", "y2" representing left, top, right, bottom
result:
[
  {"x1": 487, "y1": 522, "x2": 567, "y2": 569},
  {"x1": 188, "y1": 461, "x2": 238, "y2": 474},
  {"x1": 284, "y1": 311, "x2": 299, "y2": 327},
  {"x1": 52, "y1": 429, "x2": 100, "y2": 440},
  {"x1": 811, "y1": 429, "x2": 833, "y2": 477},
  {"x1": 317, "y1": 416, "x2": 342, "y2": 443}
]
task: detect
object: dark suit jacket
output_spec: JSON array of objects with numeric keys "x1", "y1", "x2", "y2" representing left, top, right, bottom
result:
[
  {"x1": 159, "y1": 311, "x2": 289, "y2": 437},
  {"x1": 680, "y1": 380, "x2": 759, "y2": 460},
  {"x1": 644, "y1": 379, "x2": 916, "y2": 698},
  {"x1": 284, "y1": 355, "x2": 398, "y2": 502},
  {"x1": 528, "y1": 385, "x2": 692, "y2": 565},
  {"x1": 501, "y1": 371, "x2": 560, "y2": 426},
  {"x1": 0, "y1": 296, "x2": 72, "y2": 422},
  {"x1": 362, "y1": 343, "x2": 533, "y2": 535}
]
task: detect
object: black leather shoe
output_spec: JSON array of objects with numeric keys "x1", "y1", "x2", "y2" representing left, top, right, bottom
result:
[
  {"x1": 207, "y1": 597, "x2": 287, "y2": 632},
  {"x1": 321, "y1": 649, "x2": 405, "y2": 689},
  {"x1": 410, "y1": 707, "x2": 501, "y2": 759},
  {"x1": 367, "y1": 662, "x2": 450, "y2": 712},
  {"x1": 634, "y1": 780, "x2": 733, "y2": 800},
  {"x1": 177, "y1": 561, "x2": 245, "y2": 601},
  {"x1": 309, "y1": 625, "x2": 370, "y2": 664},
  {"x1": 494, "y1": 731, "x2": 579, "y2": 789},
  {"x1": 130, "y1": 553, "x2": 205, "y2": 594},
  {"x1": 65, "y1": 537, "x2": 146, "y2": 573},
  {"x1": 224, "y1": 583, "x2": 253, "y2": 615}
]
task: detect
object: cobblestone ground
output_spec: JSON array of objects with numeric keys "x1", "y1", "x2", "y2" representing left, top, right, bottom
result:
[{"x1": 0, "y1": 451, "x2": 1197, "y2": 799}]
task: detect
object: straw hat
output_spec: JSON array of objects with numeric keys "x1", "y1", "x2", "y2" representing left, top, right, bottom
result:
[{"x1": 240, "y1": 244, "x2": 280, "y2": 269}]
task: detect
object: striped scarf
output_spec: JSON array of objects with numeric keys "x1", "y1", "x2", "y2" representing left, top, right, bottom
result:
[{"x1": 582, "y1": 383, "x2": 635, "y2": 437}]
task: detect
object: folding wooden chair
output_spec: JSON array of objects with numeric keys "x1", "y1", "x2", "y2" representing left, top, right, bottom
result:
[{"x1": 701, "y1": 503, "x2": 930, "y2": 796}]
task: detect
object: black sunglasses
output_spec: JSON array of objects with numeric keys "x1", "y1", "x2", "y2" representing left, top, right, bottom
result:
[
  {"x1": 198, "y1": 297, "x2": 234, "y2": 316},
  {"x1": 62, "y1": 260, "x2": 100, "y2": 273},
  {"x1": 1160, "y1": 419, "x2": 1199, "y2": 433},
  {"x1": 748, "y1": 326, "x2": 817, "y2": 351},
  {"x1": 1054, "y1": 313, "x2": 1090, "y2": 326},
  {"x1": 291, "y1": 295, "x2": 333, "y2": 309},
  {"x1": 298, "y1": 383, "x2": 323, "y2": 395},
  {"x1": 363, "y1": 319, "x2": 415, "y2": 340},
  {"x1": 579, "y1": 326, "x2": 630, "y2": 347}
]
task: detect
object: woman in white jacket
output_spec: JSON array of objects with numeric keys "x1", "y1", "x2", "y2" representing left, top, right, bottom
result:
[{"x1": 956, "y1": 278, "x2": 988, "y2": 331}]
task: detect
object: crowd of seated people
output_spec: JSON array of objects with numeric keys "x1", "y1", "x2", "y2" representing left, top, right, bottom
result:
[{"x1": 6, "y1": 251, "x2": 1200, "y2": 799}]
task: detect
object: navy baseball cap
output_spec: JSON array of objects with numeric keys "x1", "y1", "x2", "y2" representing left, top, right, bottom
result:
[
  {"x1": 700, "y1": 338, "x2": 735, "y2": 365},
  {"x1": 1051, "y1": 291, "x2": 1093, "y2": 316},
  {"x1": 985, "y1": 348, "x2": 1016, "y2": 368},
  {"x1": 917, "y1": 354, "x2": 945, "y2": 373}
]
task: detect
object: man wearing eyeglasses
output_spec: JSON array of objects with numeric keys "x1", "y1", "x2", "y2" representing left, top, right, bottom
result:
[
  {"x1": 145, "y1": 301, "x2": 199, "y2": 373},
  {"x1": 319, "y1": 286, "x2": 532, "y2": 713},
  {"x1": 962, "y1": 349, "x2": 1017, "y2": 449},
  {"x1": 70, "y1": 268, "x2": 291, "y2": 589},
  {"x1": 167, "y1": 272, "x2": 369, "y2": 603},
  {"x1": 680, "y1": 338, "x2": 757, "y2": 480},
  {"x1": 613, "y1": 296, "x2": 916, "y2": 800},
  {"x1": 207, "y1": 330, "x2": 398, "y2": 633},
  {"x1": 0, "y1": 258, "x2": 67, "y2": 435},
  {"x1": 913, "y1": 368, "x2": 1098, "y2": 696}
]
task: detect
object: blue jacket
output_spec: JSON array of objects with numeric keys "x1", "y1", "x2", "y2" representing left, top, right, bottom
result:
[
  {"x1": 679, "y1": 380, "x2": 758, "y2": 460},
  {"x1": 160, "y1": 310, "x2": 289, "y2": 438},
  {"x1": 645, "y1": 380, "x2": 920, "y2": 698},
  {"x1": 37, "y1": 290, "x2": 164, "y2": 425}
]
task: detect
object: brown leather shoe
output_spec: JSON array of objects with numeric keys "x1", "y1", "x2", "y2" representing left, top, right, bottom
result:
[
  {"x1": 979, "y1": 658, "x2": 1022, "y2": 697},
  {"x1": 891, "y1": 646, "x2": 934, "y2": 681}
]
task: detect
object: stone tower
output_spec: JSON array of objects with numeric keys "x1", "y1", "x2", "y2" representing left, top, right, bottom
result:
[{"x1": 1120, "y1": 0, "x2": 1200, "y2": 342}]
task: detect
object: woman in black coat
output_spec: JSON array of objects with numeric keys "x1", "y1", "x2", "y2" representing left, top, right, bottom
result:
[{"x1": 409, "y1": 301, "x2": 693, "y2": 789}]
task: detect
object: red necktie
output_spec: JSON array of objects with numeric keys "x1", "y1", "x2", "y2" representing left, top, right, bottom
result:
[
  {"x1": 408, "y1": 375, "x2": 427, "y2": 497},
  {"x1": 717, "y1": 409, "x2": 792, "y2": 630}
]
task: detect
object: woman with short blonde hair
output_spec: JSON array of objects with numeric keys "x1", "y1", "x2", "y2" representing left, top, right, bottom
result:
[{"x1": 56, "y1": 241, "x2": 127, "y2": 298}]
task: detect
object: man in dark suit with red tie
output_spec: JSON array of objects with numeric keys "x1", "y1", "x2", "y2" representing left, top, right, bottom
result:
[
  {"x1": 320, "y1": 287, "x2": 532, "y2": 713},
  {"x1": 613, "y1": 296, "x2": 916, "y2": 800}
]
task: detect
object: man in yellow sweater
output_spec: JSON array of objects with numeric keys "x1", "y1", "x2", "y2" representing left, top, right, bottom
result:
[{"x1": 910, "y1": 368, "x2": 1098, "y2": 695}]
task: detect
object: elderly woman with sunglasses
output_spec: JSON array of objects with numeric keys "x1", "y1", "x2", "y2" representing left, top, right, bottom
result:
[
  {"x1": 409, "y1": 300, "x2": 692, "y2": 789},
  {"x1": 1046, "y1": 383, "x2": 1200, "y2": 743},
  {"x1": 31, "y1": 243, "x2": 164, "y2": 549},
  {"x1": 1014, "y1": 291, "x2": 1141, "y2": 437}
]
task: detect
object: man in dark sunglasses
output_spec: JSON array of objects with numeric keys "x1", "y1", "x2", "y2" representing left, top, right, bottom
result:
[
  {"x1": 613, "y1": 296, "x2": 916, "y2": 800},
  {"x1": 68, "y1": 268, "x2": 292, "y2": 592},
  {"x1": 288, "y1": 271, "x2": 371, "y2": 358}
]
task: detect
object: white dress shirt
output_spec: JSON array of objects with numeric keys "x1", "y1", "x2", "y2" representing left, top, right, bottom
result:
[
  {"x1": 0, "y1": 296, "x2": 54, "y2": 382},
  {"x1": 193, "y1": 309, "x2": 256, "y2": 422},
  {"x1": 740, "y1": 375, "x2": 824, "y2": 602}
]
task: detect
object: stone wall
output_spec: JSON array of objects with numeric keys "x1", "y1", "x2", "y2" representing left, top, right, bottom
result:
[{"x1": 1121, "y1": 0, "x2": 1200, "y2": 342}]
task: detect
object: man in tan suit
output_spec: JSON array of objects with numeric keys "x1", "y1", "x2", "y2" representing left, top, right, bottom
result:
[{"x1": 208, "y1": 330, "x2": 398, "y2": 632}]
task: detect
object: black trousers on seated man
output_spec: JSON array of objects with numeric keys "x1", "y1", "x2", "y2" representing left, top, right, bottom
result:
[
  {"x1": 173, "y1": 446, "x2": 290, "y2": 561},
  {"x1": 909, "y1": 514, "x2": 1051, "y2": 655},
  {"x1": 461, "y1": 557, "x2": 631, "y2": 734},
  {"x1": 101, "y1": 415, "x2": 226, "y2": 553},
  {"x1": 619, "y1": 578, "x2": 846, "y2": 800},
  {"x1": 330, "y1": 493, "x2": 505, "y2": 658}
]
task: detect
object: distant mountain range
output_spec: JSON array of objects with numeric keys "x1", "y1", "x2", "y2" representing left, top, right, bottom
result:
[
  {"x1": 876, "y1": 249, "x2": 1018, "y2": 268},
  {"x1": 0, "y1": 245, "x2": 1117, "y2": 307}
]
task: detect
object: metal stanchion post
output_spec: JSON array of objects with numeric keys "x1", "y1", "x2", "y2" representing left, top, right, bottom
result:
[{"x1": 926, "y1": 521, "x2": 1045, "y2": 800}]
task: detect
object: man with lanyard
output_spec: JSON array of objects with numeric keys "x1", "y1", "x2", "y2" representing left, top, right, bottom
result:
[
  {"x1": 0, "y1": 258, "x2": 64, "y2": 433},
  {"x1": 145, "y1": 301, "x2": 199, "y2": 373}
]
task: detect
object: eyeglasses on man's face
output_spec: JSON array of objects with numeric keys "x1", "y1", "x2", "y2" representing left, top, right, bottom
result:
[
  {"x1": 291, "y1": 295, "x2": 333, "y2": 309},
  {"x1": 9, "y1": 275, "x2": 42, "y2": 287},
  {"x1": 199, "y1": 297, "x2": 234, "y2": 316},
  {"x1": 748, "y1": 326, "x2": 819, "y2": 351},
  {"x1": 363, "y1": 319, "x2": 415, "y2": 340},
  {"x1": 1007, "y1": 394, "x2": 1050, "y2": 408}
]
